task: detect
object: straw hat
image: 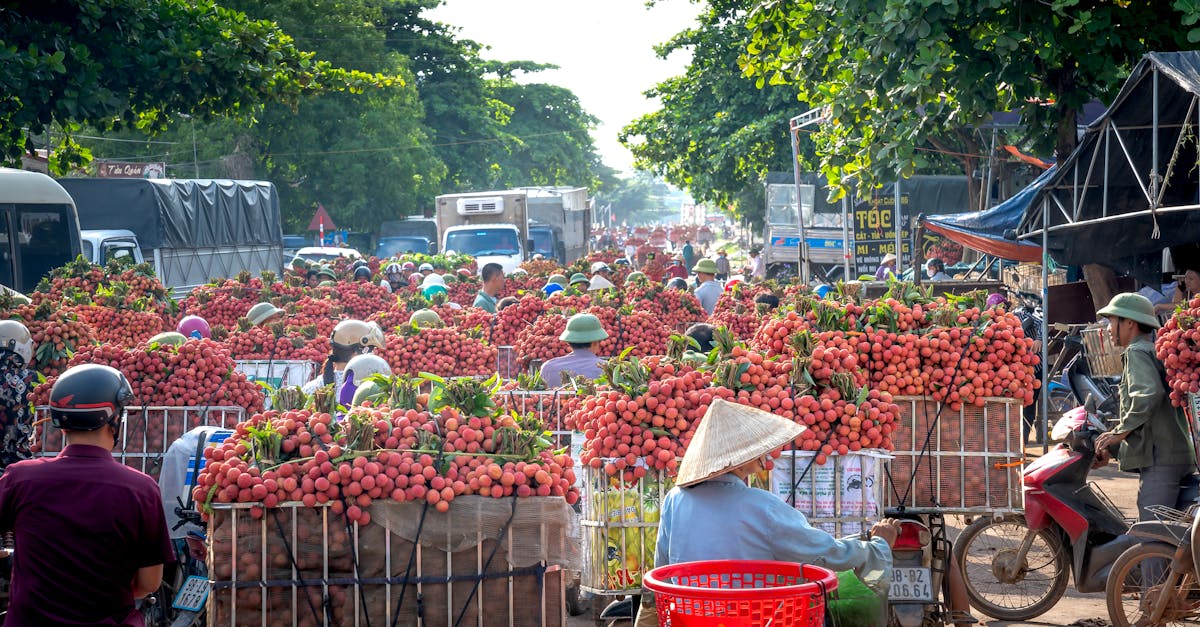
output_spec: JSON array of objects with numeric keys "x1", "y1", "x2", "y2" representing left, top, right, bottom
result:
[
  {"x1": 880, "y1": 253, "x2": 898, "y2": 264},
  {"x1": 676, "y1": 399, "x2": 804, "y2": 487}
]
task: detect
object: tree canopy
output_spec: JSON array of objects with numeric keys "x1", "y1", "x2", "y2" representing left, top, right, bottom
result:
[
  {"x1": 47, "y1": 0, "x2": 606, "y2": 233},
  {"x1": 0, "y1": 0, "x2": 394, "y2": 173},
  {"x1": 620, "y1": 1, "x2": 803, "y2": 231},
  {"x1": 742, "y1": 0, "x2": 1200, "y2": 196}
]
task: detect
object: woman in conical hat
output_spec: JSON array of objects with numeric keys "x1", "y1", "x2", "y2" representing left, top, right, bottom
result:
[
  {"x1": 642, "y1": 399, "x2": 979, "y2": 627},
  {"x1": 657, "y1": 399, "x2": 898, "y2": 569},
  {"x1": 632, "y1": 399, "x2": 899, "y2": 625}
]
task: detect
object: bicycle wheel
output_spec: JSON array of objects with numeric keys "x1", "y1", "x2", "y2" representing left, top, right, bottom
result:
[
  {"x1": 1106, "y1": 541, "x2": 1200, "y2": 627},
  {"x1": 953, "y1": 516, "x2": 1070, "y2": 620}
]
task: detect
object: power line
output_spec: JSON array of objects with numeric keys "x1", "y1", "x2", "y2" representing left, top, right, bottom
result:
[{"x1": 72, "y1": 134, "x2": 180, "y2": 145}]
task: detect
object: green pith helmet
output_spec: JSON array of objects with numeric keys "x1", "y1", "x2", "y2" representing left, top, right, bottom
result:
[
  {"x1": 559, "y1": 313, "x2": 609, "y2": 344},
  {"x1": 441, "y1": 273, "x2": 458, "y2": 285},
  {"x1": 409, "y1": 308, "x2": 443, "y2": 328},
  {"x1": 290, "y1": 256, "x2": 309, "y2": 271},
  {"x1": 548, "y1": 274, "x2": 568, "y2": 288},
  {"x1": 351, "y1": 380, "x2": 385, "y2": 406},
  {"x1": 318, "y1": 280, "x2": 337, "y2": 287},
  {"x1": 626, "y1": 271, "x2": 647, "y2": 283},
  {"x1": 1097, "y1": 292, "x2": 1161, "y2": 329},
  {"x1": 568, "y1": 273, "x2": 588, "y2": 287},
  {"x1": 149, "y1": 331, "x2": 187, "y2": 347},
  {"x1": 317, "y1": 266, "x2": 337, "y2": 280},
  {"x1": 692, "y1": 258, "x2": 718, "y2": 275},
  {"x1": 247, "y1": 302, "x2": 284, "y2": 326}
]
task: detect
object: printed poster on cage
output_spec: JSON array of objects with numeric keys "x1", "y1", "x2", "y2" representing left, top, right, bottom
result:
[{"x1": 768, "y1": 451, "x2": 888, "y2": 536}]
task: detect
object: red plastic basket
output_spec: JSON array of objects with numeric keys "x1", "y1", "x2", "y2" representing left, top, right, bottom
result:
[{"x1": 643, "y1": 560, "x2": 837, "y2": 627}]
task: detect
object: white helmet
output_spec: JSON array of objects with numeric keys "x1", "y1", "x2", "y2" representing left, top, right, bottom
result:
[
  {"x1": 590, "y1": 261, "x2": 611, "y2": 274},
  {"x1": 344, "y1": 354, "x2": 391, "y2": 382},
  {"x1": 385, "y1": 262, "x2": 403, "y2": 275},
  {"x1": 0, "y1": 320, "x2": 32, "y2": 364},
  {"x1": 332, "y1": 319, "x2": 385, "y2": 352},
  {"x1": 420, "y1": 273, "x2": 446, "y2": 288}
]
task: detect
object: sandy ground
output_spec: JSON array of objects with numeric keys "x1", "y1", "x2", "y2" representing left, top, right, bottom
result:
[{"x1": 568, "y1": 443, "x2": 1140, "y2": 626}]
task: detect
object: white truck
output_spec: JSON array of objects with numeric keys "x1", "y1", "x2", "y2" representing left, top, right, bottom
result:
[
  {"x1": 60, "y1": 178, "x2": 285, "y2": 297},
  {"x1": 522, "y1": 187, "x2": 590, "y2": 265},
  {"x1": 434, "y1": 191, "x2": 530, "y2": 274}
]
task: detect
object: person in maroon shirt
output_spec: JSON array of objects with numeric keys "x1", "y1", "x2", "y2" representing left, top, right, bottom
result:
[{"x1": 0, "y1": 364, "x2": 174, "y2": 627}]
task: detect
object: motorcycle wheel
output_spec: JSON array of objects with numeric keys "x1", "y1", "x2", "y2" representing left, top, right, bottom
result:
[
  {"x1": 953, "y1": 515, "x2": 1070, "y2": 620},
  {"x1": 1106, "y1": 540, "x2": 1200, "y2": 627}
]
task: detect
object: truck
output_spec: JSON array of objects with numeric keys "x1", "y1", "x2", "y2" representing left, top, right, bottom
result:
[
  {"x1": 0, "y1": 168, "x2": 85, "y2": 294},
  {"x1": 376, "y1": 217, "x2": 437, "y2": 258},
  {"x1": 60, "y1": 178, "x2": 284, "y2": 297},
  {"x1": 522, "y1": 187, "x2": 590, "y2": 265},
  {"x1": 762, "y1": 172, "x2": 846, "y2": 282},
  {"x1": 434, "y1": 191, "x2": 530, "y2": 274},
  {"x1": 762, "y1": 173, "x2": 969, "y2": 283}
]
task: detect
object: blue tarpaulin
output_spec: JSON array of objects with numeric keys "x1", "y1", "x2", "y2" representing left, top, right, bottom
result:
[{"x1": 922, "y1": 167, "x2": 1054, "y2": 262}]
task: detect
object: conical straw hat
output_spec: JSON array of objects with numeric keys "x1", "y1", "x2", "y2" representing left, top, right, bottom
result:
[{"x1": 676, "y1": 398, "x2": 804, "y2": 487}]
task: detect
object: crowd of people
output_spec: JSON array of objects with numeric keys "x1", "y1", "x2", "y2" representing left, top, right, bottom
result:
[{"x1": 0, "y1": 225, "x2": 1188, "y2": 626}]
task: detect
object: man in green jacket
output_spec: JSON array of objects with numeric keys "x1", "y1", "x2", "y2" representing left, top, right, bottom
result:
[{"x1": 1095, "y1": 292, "x2": 1199, "y2": 521}]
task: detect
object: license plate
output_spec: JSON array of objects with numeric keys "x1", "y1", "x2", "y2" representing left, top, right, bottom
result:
[
  {"x1": 889, "y1": 567, "x2": 933, "y2": 601},
  {"x1": 172, "y1": 575, "x2": 209, "y2": 612}
]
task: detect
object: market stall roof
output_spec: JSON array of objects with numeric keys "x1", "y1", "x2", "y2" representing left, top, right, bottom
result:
[
  {"x1": 1017, "y1": 51, "x2": 1200, "y2": 279},
  {"x1": 922, "y1": 167, "x2": 1054, "y2": 263}
]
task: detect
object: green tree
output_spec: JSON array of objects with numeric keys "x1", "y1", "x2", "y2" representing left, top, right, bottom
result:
[
  {"x1": 742, "y1": 0, "x2": 1197, "y2": 196},
  {"x1": 0, "y1": 0, "x2": 392, "y2": 173},
  {"x1": 620, "y1": 1, "x2": 800, "y2": 232},
  {"x1": 383, "y1": 3, "x2": 603, "y2": 192},
  {"x1": 483, "y1": 67, "x2": 603, "y2": 190},
  {"x1": 381, "y1": 0, "x2": 514, "y2": 191},
  {"x1": 222, "y1": 0, "x2": 444, "y2": 231}
]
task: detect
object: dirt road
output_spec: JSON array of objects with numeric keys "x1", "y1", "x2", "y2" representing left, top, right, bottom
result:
[
  {"x1": 570, "y1": 448, "x2": 1142, "y2": 627},
  {"x1": 966, "y1": 457, "x2": 1137, "y2": 627}
]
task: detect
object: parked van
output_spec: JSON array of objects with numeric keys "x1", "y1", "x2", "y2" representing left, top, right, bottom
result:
[{"x1": 0, "y1": 168, "x2": 83, "y2": 293}]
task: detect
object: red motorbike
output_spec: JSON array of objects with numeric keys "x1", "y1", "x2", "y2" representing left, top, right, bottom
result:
[{"x1": 953, "y1": 401, "x2": 1138, "y2": 620}]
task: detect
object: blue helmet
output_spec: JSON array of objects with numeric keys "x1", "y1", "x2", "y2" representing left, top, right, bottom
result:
[
  {"x1": 542, "y1": 282, "x2": 564, "y2": 296},
  {"x1": 814, "y1": 284, "x2": 832, "y2": 299}
]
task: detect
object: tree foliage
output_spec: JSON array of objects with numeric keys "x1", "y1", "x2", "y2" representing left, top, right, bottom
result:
[
  {"x1": 0, "y1": 0, "x2": 395, "y2": 173},
  {"x1": 620, "y1": 1, "x2": 801, "y2": 231},
  {"x1": 742, "y1": 0, "x2": 1198, "y2": 196},
  {"x1": 67, "y1": 0, "x2": 606, "y2": 232}
]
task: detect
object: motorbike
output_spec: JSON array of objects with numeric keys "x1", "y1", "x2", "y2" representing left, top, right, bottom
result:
[
  {"x1": 1104, "y1": 494, "x2": 1200, "y2": 625},
  {"x1": 143, "y1": 426, "x2": 233, "y2": 627},
  {"x1": 953, "y1": 399, "x2": 1139, "y2": 621},
  {"x1": 888, "y1": 513, "x2": 960, "y2": 626}
]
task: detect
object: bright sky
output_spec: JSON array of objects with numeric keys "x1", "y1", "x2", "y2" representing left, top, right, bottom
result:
[{"x1": 425, "y1": 0, "x2": 699, "y2": 173}]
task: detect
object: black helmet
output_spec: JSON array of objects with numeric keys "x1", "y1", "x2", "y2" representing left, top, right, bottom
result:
[
  {"x1": 49, "y1": 364, "x2": 134, "y2": 431},
  {"x1": 353, "y1": 266, "x2": 371, "y2": 280},
  {"x1": 351, "y1": 259, "x2": 369, "y2": 270},
  {"x1": 666, "y1": 278, "x2": 688, "y2": 291}
]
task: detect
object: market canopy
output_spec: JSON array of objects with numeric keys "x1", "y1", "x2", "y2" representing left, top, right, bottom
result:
[
  {"x1": 1017, "y1": 51, "x2": 1200, "y2": 281},
  {"x1": 922, "y1": 167, "x2": 1054, "y2": 263}
]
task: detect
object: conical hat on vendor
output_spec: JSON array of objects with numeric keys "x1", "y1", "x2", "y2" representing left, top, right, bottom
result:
[{"x1": 676, "y1": 398, "x2": 804, "y2": 487}]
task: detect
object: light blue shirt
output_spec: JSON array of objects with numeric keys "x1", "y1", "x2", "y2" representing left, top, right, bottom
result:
[
  {"x1": 694, "y1": 279, "x2": 722, "y2": 315},
  {"x1": 655, "y1": 475, "x2": 892, "y2": 589},
  {"x1": 539, "y1": 349, "x2": 605, "y2": 387}
]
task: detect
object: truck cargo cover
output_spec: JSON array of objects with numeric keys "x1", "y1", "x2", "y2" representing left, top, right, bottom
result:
[{"x1": 59, "y1": 178, "x2": 283, "y2": 249}]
